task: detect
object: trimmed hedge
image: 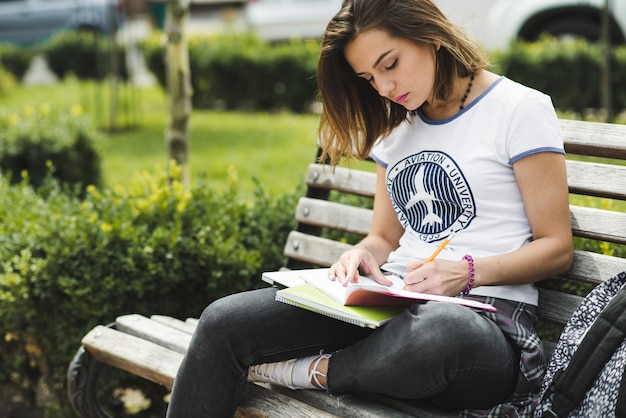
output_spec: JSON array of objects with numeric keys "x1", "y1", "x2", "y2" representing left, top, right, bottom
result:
[
  {"x1": 0, "y1": 42, "x2": 33, "y2": 82},
  {"x1": 0, "y1": 163, "x2": 299, "y2": 416},
  {"x1": 0, "y1": 32, "x2": 127, "y2": 83},
  {"x1": 0, "y1": 65, "x2": 16, "y2": 96},
  {"x1": 6, "y1": 30, "x2": 626, "y2": 114},
  {"x1": 143, "y1": 33, "x2": 320, "y2": 112},
  {"x1": 5, "y1": 29, "x2": 626, "y2": 114},
  {"x1": 42, "y1": 31, "x2": 128, "y2": 81},
  {"x1": 143, "y1": 33, "x2": 626, "y2": 114},
  {"x1": 493, "y1": 36, "x2": 626, "y2": 114},
  {"x1": 0, "y1": 106, "x2": 103, "y2": 191}
]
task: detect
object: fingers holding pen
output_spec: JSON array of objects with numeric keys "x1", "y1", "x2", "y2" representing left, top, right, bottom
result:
[
  {"x1": 402, "y1": 259, "x2": 469, "y2": 296},
  {"x1": 403, "y1": 275, "x2": 426, "y2": 289},
  {"x1": 402, "y1": 260, "x2": 427, "y2": 289}
]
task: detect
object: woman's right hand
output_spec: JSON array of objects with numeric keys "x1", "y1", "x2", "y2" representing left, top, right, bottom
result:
[{"x1": 328, "y1": 247, "x2": 393, "y2": 287}]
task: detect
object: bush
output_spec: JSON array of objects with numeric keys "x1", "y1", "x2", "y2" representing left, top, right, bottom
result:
[
  {"x1": 493, "y1": 36, "x2": 626, "y2": 113},
  {"x1": 143, "y1": 33, "x2": 319, "y2": 112},
  {"x1": 42, "y1": 31, "x2": 127, "y2": 81},
  {"x1": 0, "y1": 105, "x2": 104, "y2": 191},
  {"x1": 0, "y1": 65, "x2": 16, "y2": 96},
  {"x1": 0, "y1": 163, "x2": 298, "y2": 415},
  {"x1": 0, "y1": 42, "x2": 34, "y2": 82},
  {"x1": 143, "y1": 32, "x2": 626, "y2": 114}
]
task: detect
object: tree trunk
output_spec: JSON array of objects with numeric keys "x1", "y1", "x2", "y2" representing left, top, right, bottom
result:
[
  {"x1": 165, "y1": 0, "x2": 192, "y2": 187},
  {"x1": 600, "y1": 0, "x2": 613, "y2": 122}
]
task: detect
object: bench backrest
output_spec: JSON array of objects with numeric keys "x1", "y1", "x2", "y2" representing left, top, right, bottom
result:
[{"x1": 283, "y1": 119, "x2": 626, "y2": 355}]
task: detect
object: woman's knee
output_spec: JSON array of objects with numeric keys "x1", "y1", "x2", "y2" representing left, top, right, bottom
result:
[
  {"x1": 409, "y1": 303, "x2": 478, "y2": 342},
  {"x1": 195, "y1": 288, "x2": 277, "y2": 346},
  {"x1": 404, "y1": 303, "x2": 508, "y2": 360}
]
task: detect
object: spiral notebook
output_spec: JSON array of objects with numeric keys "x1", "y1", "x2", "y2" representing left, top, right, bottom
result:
[
  {"x1": 264, "y1": 269, "x2": 495, "y2": 328},
  {"x1": 275, "y1": 283, "x2": 404, "y2": 328}
]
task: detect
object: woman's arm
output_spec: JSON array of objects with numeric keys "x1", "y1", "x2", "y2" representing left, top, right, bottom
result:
[
  {"x1": 329, "y1": 164, "x2": 405, "y2": 285},
  {"x1": 476, "y1": 151, "x2": 574, "y2": 284},
  {"x1": 403, "y1": 152, "x2": 573, "y2": 295}
]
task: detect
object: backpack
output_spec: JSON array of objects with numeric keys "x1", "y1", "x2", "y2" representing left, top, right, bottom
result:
[{"x1": 535, "y1": 270, "x2": 626, "y2": 418}]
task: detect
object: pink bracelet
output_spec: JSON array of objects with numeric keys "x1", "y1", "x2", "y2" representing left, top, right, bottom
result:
[{"x1": 462, "y1": 254, "x2": 475, "y2": 295}]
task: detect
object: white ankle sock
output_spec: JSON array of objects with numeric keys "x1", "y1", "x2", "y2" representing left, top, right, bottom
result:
[
  {"x1": 248, "y1": 353, "x2": 331, "y2": 390},
  {"x1": 291, "y1": 355, "x2": 319, "y2": 389}
]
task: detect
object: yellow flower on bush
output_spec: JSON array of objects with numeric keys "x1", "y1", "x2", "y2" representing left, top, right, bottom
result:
[
  {"x1": 22, "y1": 105, "x2": 35, "y2": 118},
  {"x1": 227, "y1": 165, "x2": 238, "y2": 187},
  {"x1": 176, "y1": 190, "x2": 193, "y2": 213},
  {"x1": 113, "y1": 184, "x2": 127, "y2": 198},
  {"x1": 71, "y1": 104, "x2": 84, "y2": 117},
  {"x1": 38, "y1": 103, "x2": 51, "y2": 116},
  {"x1": 100, "y1": 222, "x2": 112, "y2": 233},
  {"x1": 134, "y1": 198, "x2": 150, "y2": 213},
  {"x1": 7, "y1": 113, "x2": 20, "y2": 126}
]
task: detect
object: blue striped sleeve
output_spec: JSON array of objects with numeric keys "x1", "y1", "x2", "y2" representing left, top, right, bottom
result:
[{"x1": 509, "y1": 147, "x2": 565, "y2": 165}]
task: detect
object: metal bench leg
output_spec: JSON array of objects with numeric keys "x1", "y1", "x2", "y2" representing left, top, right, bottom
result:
[{"x1": 67, "y1": 344, "x2": 112, "y2": 418}]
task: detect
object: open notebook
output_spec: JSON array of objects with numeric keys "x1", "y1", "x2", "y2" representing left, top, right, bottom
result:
[{"x1": 263, "y1": 269, "x2": 495, "y2": 329}]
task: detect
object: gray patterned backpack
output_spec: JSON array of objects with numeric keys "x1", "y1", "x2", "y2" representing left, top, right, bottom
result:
[{"x1": 535, "y1": 271, "x2": 626, "y2": 417}]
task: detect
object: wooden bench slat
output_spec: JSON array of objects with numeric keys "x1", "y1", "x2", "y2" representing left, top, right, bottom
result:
[
  {"x1": 561, "y1": 119, "x2": 626, "y2": 160},
  {"x1": 559, "y1": 250, "x2": 626, "y2": 284},
  {"x1": 269, "y1": 385, "x2": 451, "y2": 418},
  {"x1": 360, "y1": 393, "x2": 458, "y2": 418},
  {"x1": 306, "y1": 164, "x2": 377, "y2": 197},
  {"x1": 537, "y1": 289, "x2": 584, "y2": 326},
  {"x1": 238, "y1": 384, "x2": 340, "y2": 418},
  {"x1": 294, "y1": 198, "x2": 626, "y2": 246},
  {"x1": 284, "y1": 231, "x2": 351, "y2": 267},
  {"x1": 287, "y1": 235, "x2": 626, "y2": 289},
  {"x1": 570, "y1": 205, "x2": 626, "y2": 244},
  {"x1": 296, "y1": 197, "x2": 373, "y2": 236},
  {"x1": 82, "y1": 325, "x2": 181, "y2": 388},
  {"x1": 150, "y1": 315, "x2": 198, "y2": 335},
  {"x1": 116, "y1": 314, "x2": 192, "y2": 355},
  {"x1": 566, "y1": 160, "x2": 626, "y2": 200}
]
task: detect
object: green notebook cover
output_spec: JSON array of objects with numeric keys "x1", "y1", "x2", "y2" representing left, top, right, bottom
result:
[{"x1": 276, "y1": 284, "x2": 404, "y2": 328}]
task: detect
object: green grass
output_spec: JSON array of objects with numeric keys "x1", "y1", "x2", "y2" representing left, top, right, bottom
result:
[
  {"x1": 2, "y1": 79, "x2": 322, "y2": 196},
  {"x1": 3, "y1": 80, "x2": 624, "y2": 203}
]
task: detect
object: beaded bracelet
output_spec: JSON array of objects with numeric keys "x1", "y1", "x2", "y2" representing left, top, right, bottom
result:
[{"x1": 462, "y1": 254, "x2": 475, "y2": 295}]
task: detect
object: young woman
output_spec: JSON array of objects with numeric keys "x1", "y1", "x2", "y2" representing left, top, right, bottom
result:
[{"x1": 166, "y1": 0, "x2": 573, "y2": 416}]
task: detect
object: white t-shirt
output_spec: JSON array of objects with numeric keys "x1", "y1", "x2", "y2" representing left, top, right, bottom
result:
[{"x1": 370, "y1": 77, "x2": 564, "y2": 305}]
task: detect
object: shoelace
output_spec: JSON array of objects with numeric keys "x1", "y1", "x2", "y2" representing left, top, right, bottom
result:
[
  {"x1": 249, "y1": 359, "x2": 298, "y2": 389},
  {"x1": 308, "y1": 353, "x2": 331, "y2": 389}
]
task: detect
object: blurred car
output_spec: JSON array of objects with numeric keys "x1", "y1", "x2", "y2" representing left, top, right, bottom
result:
[
  {"x1": 244, "y1": 0, "x2": 342, "y2": 41},
  {"x1": 244, "y1": 0, "x2": 626, "y2": 50},
  {"x1": 436, "y1": 0, "x2": 626, "y2": 51},
  {"x1": 0, "y1": 0, "x2": 123, "y2": 45}
]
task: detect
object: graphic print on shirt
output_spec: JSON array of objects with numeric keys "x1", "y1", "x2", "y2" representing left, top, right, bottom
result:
[{"x1": 386, "y1": 151, "x2": 476, "y2": 242}]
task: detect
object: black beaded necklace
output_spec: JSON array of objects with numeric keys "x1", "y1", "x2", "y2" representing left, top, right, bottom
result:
[{"x1": 459, "y1": 72, "x2": 475, "y2": 111}]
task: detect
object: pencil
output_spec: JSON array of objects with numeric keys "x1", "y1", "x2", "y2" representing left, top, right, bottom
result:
[{"x1": 424, "y1": 231, "x2": 457, "y2": 263}]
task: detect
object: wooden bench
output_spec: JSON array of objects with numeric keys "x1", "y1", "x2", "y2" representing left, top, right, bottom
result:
[{"x1": 67, "y1": 118, "x2": 626, "y2": 417}]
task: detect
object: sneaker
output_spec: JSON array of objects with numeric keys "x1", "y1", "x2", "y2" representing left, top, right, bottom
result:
[{"x1": 248, "y1": 359, "x2": 298, "y2": 390}]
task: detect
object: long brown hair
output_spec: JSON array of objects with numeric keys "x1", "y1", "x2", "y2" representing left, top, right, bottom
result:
[{"x1": 317, "y1": 0, "x2": 490, "y2": 166}]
